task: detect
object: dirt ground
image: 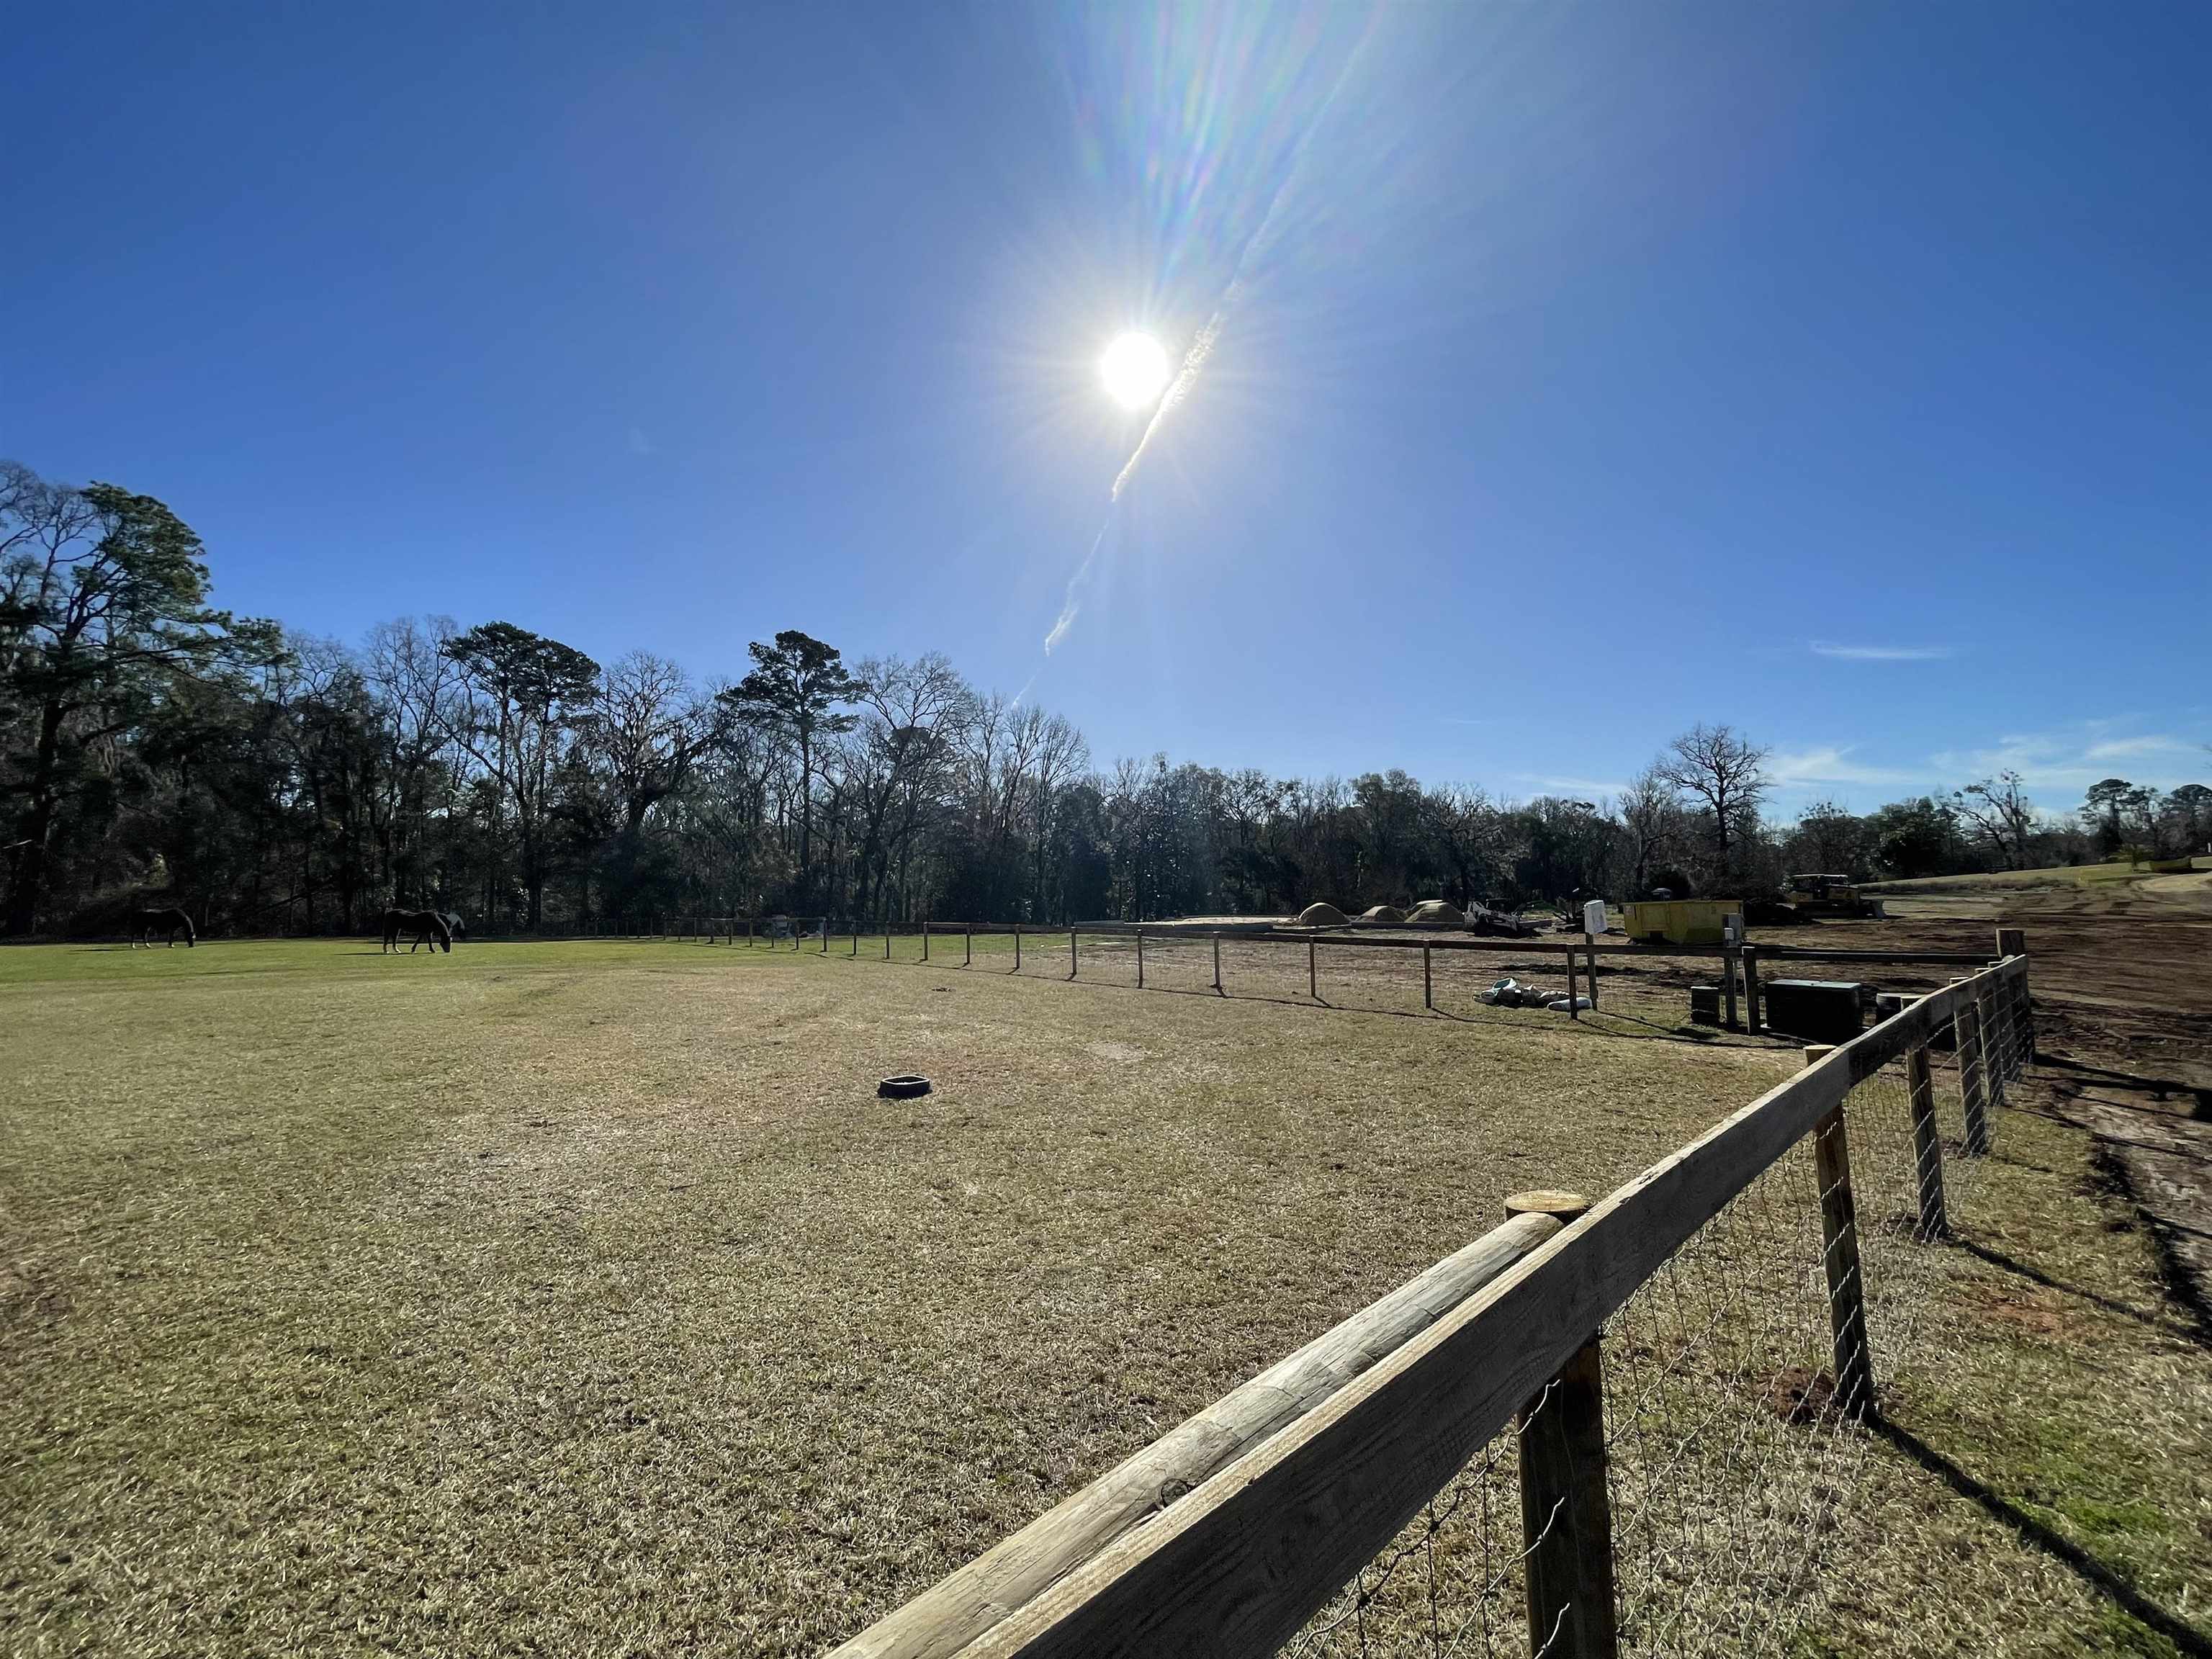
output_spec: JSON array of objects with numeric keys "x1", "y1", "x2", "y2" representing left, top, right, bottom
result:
[{"x1": 1848, "y1": 871, "x2": 2212, "y2": 1330}]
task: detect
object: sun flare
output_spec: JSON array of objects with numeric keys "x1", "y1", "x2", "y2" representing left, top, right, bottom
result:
[{"x1": 1100, "y1": 331, "x2": 1171, "y2": 409}]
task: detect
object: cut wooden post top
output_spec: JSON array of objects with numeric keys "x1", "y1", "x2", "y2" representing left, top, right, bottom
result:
[
  {"x1": 1996, "y1": 925, "x2": 2026, "y2": 956},
  {"x1": 1802, "y1": 1044, "x2": 1837, "y2": 1069},
  {"x1": 1504, "y1": 1190, "x2": 1592, "y2": 1223}
]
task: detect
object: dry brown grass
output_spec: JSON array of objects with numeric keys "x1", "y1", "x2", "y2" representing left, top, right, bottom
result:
[{"x1": 2, "y1": 939, "x2": 2204, "y2": 1657}]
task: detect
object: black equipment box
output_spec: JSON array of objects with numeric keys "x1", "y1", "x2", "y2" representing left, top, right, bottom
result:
[{"x1": 1763, "y1": 979, "x2": 1869, "y2": 1045}]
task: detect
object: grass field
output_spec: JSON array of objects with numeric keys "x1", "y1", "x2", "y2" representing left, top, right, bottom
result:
[
  {"x1": 4, "y1": 940, "x2": 2206, "y2": 1657},
  {"x1": 1862, "y1": 856, "x2": 2212, "y2": 894}
]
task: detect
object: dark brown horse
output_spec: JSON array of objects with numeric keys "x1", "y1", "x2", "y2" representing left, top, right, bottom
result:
[
  {"x1": 130, "y1": 907, "x2": 195, "y2": 948},
  {"x1": 381, "y1": 908, "x2": 452, "y2": 954}
]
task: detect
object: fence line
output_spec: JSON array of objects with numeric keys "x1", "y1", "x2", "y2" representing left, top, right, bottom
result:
[
  {"x1": 620, "y1": 913, "x2": 1987, "y2": 1039},
  {"x1": 647, "y1": 913, "x2": 1989, "y2": 963},
  {"x1": 827, "y1": 943, "x2": 2034, "y2": 1659}
]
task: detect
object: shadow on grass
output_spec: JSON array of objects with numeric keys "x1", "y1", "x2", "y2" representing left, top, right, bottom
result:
[
  {"x1": 1951, "y1": 1233, "x2": 2206, "y2": 1348},
  {"x1": 1876, "y1": 1419, "x2": 2212, "y2": 1658},
  {"x1": 2042, "y1": 1055, "x2": 2212, "y2": 1119}
]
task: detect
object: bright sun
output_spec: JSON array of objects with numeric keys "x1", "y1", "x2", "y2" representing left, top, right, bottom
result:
[{"x1": 1100, "y1": 331, "x2": 1171, "y2": 409}]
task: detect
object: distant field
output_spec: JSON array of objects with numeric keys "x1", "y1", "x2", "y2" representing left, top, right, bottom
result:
[
  {"x1": 1863, "y1": 855, "x2": 2212, "y2": 894},
  {"x1": 4, "y1": 940, "x2": 2203, "y2": 1656}
]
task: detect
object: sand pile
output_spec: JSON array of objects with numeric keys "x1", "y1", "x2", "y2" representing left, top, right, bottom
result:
[
  {"x1": 1297, "y1": 902, "x2": 1351, "y2": 927},
  {"x1": 1406, "y1": 899, "x2": 1467, "y2": 925},
  {"x1": 1359, "y1": 905, "x2": 1408, "y2": 924}
]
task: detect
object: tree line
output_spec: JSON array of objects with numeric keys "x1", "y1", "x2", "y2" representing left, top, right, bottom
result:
[{"x1": 4, "y1": 464, "x2": 2206, "y2": 937}]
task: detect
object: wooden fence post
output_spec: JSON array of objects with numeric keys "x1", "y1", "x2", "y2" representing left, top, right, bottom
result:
[
  {"x1": 1723, "y1": 945, "x2": 1740, "y2": 1030},
  {"x1": 1956, "y1": 997, "x2": 1990, "y2": 1156},
  {"x1": 884, "y1": 925, "x2": 891, "y2": 960},
  {"x1": 1212, "y1": 933, "x2": 1222, "y2": 994},
  {"x1": 1135, "y1": 928, "x2": 1143, "y2": 989},
  {"x1": 1566, "y1": 942, "x2": 1580, "y2": 1020},
  {"x1": 746, "y1": 917, "x2": 754, "y2": 947},
  {"x1": 922, "y1": 922, "x2": 929, "y2": 963},
  {"x1": 1506, "y1": 1190, "x2": 1617, "y2": 1659},
  {"x1": 1424, "y1": 944, "x2": 1433, "y2": 1010},
  {"x1": 966, "y1": 927, "x2": 972, "y2": 967},
  {"x1": 1308, "y1": 939, "x2": 1318, "y2": 1000},
  {"x1": 821, "y1": 919, "x2": 829, "y2": 953},
  {"x1": 1013, "y1": 925, "x2": 1021, "y2": 973},
  {"x1": 851, "y1": 921, "x2": 858, "y2": 957},
  {"x1": 1803, "y1": 1046, "x2": 1874, "y2": 1420},
  {"x1": 1070, "y1": 927, "x2": 1077, "y2": 980},
  {"x1": 1743, "y1": 944, "x2": 1763, "y2": 1033},
  {"x1": 1905, "y1": 1040, "x2": 1948, "y2": 1240}
]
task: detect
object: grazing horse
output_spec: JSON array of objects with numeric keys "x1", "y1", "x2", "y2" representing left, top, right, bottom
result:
[
  {"x1": 440, "y1": 912, "x2": 467, "y2": 941},
  {"x1": 130, "y1": 907, "x2": 196, "y2": 948},
  {"x1": 381, "y1": 908, "x2": 453, "y2": 954}
]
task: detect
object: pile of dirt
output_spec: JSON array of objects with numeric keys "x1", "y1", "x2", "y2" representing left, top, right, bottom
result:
[
  {"x1": 1296, "y1": 902, "x2": 1350, "y2": 927},
  {"x1": 1406, "y1": 899, "x2": 1466, "y2": 926},
  {"x1": 1359, "y1": 905, "x2": 1407, "y2": 924}
]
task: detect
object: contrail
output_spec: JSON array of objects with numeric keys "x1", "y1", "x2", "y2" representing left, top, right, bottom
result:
[
  {"x1": 1043, "y1": 521, "x2": 1110, "y2": 655},
  {"x1": 1109, "y1": 313, "x2": 1220, "y2": 501},
  {"x1": 1040, "y1": 27, "x2": 1372, "y2": 658}
]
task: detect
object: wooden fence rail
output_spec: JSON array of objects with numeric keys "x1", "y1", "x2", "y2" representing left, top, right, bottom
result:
[{"x1": 827, "y1": 941, "x2": 2033, "y2": 1659}]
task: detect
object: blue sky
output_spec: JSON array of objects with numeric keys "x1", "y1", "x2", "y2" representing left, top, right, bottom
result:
[{"x1": 7, "y1": 1, "x2": 2208, "y2": 817}]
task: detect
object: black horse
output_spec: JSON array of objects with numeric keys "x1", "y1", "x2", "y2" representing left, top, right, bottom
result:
[
  {"x1": 380, "y1": 908, "x2": 452, "y2": 954},
  {"x1": 130, "y1": 907, "x2": 195, "y2": 948}
]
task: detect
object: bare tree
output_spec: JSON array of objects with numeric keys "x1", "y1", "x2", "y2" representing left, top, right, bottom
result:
[
  {"x1": 847, "y1": 652, "x2": 971, "y2": 917},
  {"x1": 595, "y1": 653, "x2": 719, "y2": 831},
  {"x1": 1022, "y1": 709, "x2": 1089, "y2": 922},
  {"x1": 1617, "y1": 765, "x2": 1686, "y2": 896},
  {"x1": 1421, "y1": 784, "x2": 1501, "y2": 909},
  {"x1": 592, "y1": 652, "x2": 722, "y2": 911},
  {"x1": 1655, "y1": 724, "x2": 1769, "y2": 882},
  {"x1": 1951, "y1": 770, "x2": 2036, "y2": 870},
  {"x1": 362, "y1": 616, "x2": 467, "y2": 902}
]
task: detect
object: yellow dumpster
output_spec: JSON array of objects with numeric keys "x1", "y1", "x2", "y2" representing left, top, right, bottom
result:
[{"x1": 1622, "y1": 899, "x2": 1743, "y2": 947}]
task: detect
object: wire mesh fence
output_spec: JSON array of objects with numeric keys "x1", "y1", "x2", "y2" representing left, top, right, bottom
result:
[{"x1": 1273, "y1": 973, "x2": 2028, "y2": 1659}]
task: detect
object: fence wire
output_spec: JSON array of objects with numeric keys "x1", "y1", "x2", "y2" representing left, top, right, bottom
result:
[{"x1": 1280, "y1": 976, "x2": 2027, "y2": 1659}]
